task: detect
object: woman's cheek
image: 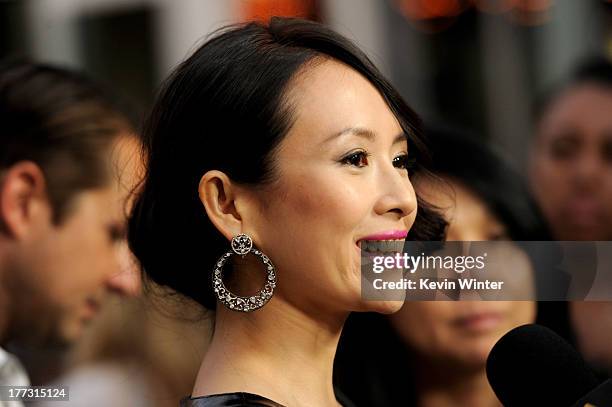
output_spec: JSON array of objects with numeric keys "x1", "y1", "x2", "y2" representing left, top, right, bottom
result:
[
  {"x1": 404, "y1": 205, "x2": 418, "y2": 230},
  {"x1": 302, "y1": 175, "x2": 365, "y2": 219}
]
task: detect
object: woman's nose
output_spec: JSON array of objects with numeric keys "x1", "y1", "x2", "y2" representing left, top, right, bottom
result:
[{"x1": 373, "y1": 164, "x2": 417, "y2": 218}]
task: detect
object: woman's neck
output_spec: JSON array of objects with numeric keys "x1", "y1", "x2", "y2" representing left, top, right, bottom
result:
[
  {"x1": 415, "y1": 357, "x2": 501, "y2": 407},
  {"x1": 192, "y1": 296, "x2": 347, "y2": 407}
]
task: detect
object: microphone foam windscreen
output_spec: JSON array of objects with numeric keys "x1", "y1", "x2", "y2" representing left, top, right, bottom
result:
[{"x1": 486, "y1": 324, "x2": 599, "y2": 407}]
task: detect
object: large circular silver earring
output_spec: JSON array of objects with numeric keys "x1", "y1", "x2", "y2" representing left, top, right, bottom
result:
[{"x1": 212, "y1": 233, "x2": 276, "y2": 312}]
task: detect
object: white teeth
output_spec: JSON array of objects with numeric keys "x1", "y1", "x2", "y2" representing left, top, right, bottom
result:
[{"x1": 359, "y1": 239, "x2": 405, "y2": 253}]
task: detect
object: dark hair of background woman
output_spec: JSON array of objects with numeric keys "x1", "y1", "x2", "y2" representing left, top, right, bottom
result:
[
  {"x1": 334, "y1": 124, "x2": 574, "y2": 407},
  {"x1": 127, "y1": 17, "x2": 447, "y2": 311},
  {"x1": 425, "y1": 123, "x2": 552, "y2": 241},
  {"x1": 533, "y1": 55, "x2": 612, "y2": 123}
]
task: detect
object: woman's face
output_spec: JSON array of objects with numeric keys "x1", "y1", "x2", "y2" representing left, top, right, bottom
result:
[
  {"x1": 389, "y1": 180, "x2": 536, "y2": 367},
  {"x1": 250, "y1": 59, "x2": 417, "y2": 315},
  {"x1": 529, "y1": 83, "x2": 612, "y2": 240}
]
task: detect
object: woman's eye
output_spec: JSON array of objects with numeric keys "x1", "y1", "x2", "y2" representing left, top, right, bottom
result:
[
  {"x1": 341, "y1": 151, "x2": 369, "y2": 167},
  {"x1": 393, "y1": 153, "x2": 413, "y2": 170}
]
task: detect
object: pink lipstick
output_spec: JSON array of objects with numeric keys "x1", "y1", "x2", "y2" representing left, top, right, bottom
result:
[{"x1": 358, "y1": 229, "x2": 408, "y2": 242}]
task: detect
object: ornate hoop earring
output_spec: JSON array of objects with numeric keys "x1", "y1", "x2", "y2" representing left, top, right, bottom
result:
[{"x1": 212, "y1": 233, "x2": 276, "y2": 312}]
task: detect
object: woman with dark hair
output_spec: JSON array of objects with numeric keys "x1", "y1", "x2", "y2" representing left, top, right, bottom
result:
[
  {"x1": 334, "y1": 125, "x2": 564, "y2": 407},
  {"x1": 127, "y1": 17, "x2": 445, "y2": 407},
  {"x1": 530, "y1": 56, "x2": 612, "y2": 379}
]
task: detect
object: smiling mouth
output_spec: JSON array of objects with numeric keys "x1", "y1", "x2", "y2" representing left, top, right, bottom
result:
[{"x1": 358, "y1": 239, "x2": 406, "y2": 255}]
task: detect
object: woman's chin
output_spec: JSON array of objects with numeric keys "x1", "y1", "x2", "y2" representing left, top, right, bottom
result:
[
  {"x1": 455, "y1": 346, "x2": 493, "y2": 369},
  {"x1": 361, "y1": 299, "x2": 406, "y2": 314}
]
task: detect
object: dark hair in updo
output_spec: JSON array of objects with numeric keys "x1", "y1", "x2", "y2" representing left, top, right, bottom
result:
[{"x1": 128, "y1": 17, "x2": 446, "y2": 310}]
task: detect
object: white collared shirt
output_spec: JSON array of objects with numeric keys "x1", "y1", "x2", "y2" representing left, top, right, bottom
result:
[{"x1": 0, "y1": 347, "x2": 30, "y2": 407}]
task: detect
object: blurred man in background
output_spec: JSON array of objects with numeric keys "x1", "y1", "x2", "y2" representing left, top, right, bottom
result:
[
  {"x1": 0, "y1": 61, "x2": 141, "y2": 400},
  {"x1": 529, "y1": 56, "x2": 612, "y2": 377}
]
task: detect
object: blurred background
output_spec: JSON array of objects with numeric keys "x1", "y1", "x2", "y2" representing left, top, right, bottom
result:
[{"x1": 2, "y1": 0, "x2": 611, "y2": 171}]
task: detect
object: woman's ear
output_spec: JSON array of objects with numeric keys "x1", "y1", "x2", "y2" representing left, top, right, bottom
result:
[{"x1": 198, "y1": 170, "x2": 261, "y2": 242}]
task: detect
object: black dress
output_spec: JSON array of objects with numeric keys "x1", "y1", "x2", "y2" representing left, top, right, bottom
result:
[
  {"x1": 180, "y1": 388, "x2": 357, "y2": 407},
  {"x1": 180, "y1": 392, "x2": 283, "y2": 407}
]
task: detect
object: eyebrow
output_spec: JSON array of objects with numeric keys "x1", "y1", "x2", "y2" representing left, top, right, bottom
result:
[{"x1": 324, "y1": 127, "x2": 407, "y2": 146}]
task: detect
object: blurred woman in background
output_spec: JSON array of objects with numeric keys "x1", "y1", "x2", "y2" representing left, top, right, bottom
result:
[
  {"x1": 530, "y1": 56, "x2": 612, "y2": 378},
  {"x1": 335, "y1": 125, "x2": 566, "y2": 407}
]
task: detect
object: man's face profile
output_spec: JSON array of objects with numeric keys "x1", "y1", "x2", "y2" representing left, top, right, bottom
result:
[{"x1": 0, "y1": 135, "x2": 141, "y2": 347}]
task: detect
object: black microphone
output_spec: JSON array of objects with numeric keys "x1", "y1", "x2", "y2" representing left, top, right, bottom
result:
[{"x1": 486, "y1": 324, "x2": 612, "y2": 407}]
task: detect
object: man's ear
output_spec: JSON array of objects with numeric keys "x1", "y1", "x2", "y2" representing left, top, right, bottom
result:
[
  {"x1": 198, "y1": 170, "x2": 260, "y2": 243},
  {"x1": 0, "y1": 161, "x2": 50, "y2": 239}
]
